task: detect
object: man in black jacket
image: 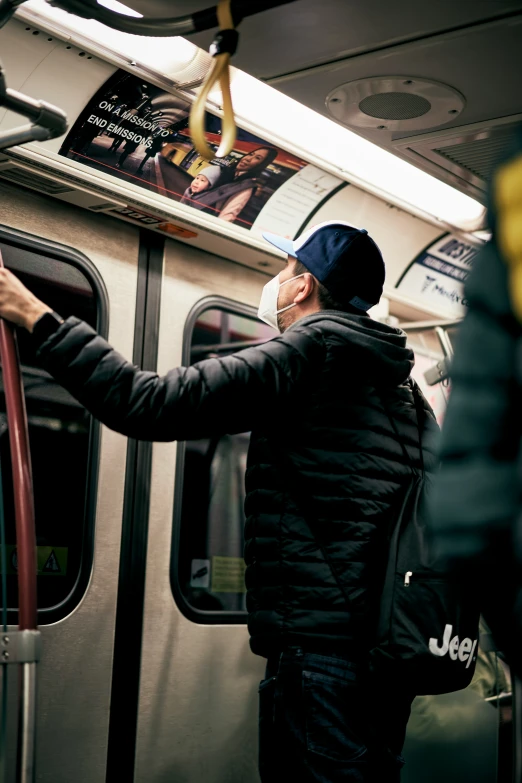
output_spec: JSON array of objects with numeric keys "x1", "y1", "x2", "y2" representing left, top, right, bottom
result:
[{"x1": 0, "y1": 221, "x2": 438, "y2": 782}]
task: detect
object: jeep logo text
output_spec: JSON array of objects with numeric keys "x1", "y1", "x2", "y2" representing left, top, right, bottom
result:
[{"x1": 428, "y1": 624, "x2": 477, "y2": 668}]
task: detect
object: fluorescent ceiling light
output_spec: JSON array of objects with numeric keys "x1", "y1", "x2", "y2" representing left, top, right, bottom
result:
[
  {"x1": 18, "y1": 0, "x2": 198, "y2": 74},
  {"x1": 208, "y1": 69, "x2": 485, "y2": 231},
  {"x1": 97, "y1": 0, "x2": 142, "y2": 17}
]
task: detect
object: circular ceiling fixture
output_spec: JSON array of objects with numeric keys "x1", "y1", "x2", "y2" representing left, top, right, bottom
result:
[{"x1": 326, "y1": 77, "x2": 465, "y2": 131}]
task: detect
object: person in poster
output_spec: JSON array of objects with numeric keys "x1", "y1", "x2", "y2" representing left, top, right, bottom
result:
[
  {"x1": 59, "y1": 70, "x2": 305, "y2": 231},
  {"x1": 179, "y1": 164, "x2": 223, "y2": 205},
  {"x1": 136, "y1": 131, "x2": 170, "y2": 175},
  {"x1": 180, "y1": 146, "x2": 279, "y2": 222}
]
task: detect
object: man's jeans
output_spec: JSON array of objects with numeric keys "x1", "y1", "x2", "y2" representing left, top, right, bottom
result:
[{"x1": 258, "y1": 647, "x2": 413, "y2": 782}]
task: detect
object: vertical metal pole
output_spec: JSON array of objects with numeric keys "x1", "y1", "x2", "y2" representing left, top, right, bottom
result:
[
  {"x1": 17, "y1": 664, "x2": 36, "y2": 783},
  {"x1": 220, "y1": 311, "x2": 230, "y2": 345},
  {"x1": 0, "y1": 250, "x2": 38, "y2": 782}
]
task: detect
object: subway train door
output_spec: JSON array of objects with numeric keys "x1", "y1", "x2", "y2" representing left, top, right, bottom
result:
[
  {"x1": 0, "y1": 182, "x2": 140, "y2": 782},
  {"x1": 131, "y1": 239, "x2": 271, "y2": 783}
]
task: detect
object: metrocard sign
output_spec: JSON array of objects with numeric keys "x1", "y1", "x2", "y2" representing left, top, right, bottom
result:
[{"x1": 395, "y1": 234, "x2": 481, "y2": 318}]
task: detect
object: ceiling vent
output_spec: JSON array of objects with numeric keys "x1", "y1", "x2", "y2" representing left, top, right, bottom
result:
[
  {"x1": 395, "y1": 117, "x2": 521, "y2": 201},
  {"x1": 326, "y1": 77, "x2": 465, "y2": 132},
  {"x1": 433, "y1": 134, "x2": 514, "y2": 182}
]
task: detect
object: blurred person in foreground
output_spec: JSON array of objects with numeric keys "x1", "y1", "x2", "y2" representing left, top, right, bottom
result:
[{"x1": 429, "y1": 129, "x2": 522, "y2": 675}]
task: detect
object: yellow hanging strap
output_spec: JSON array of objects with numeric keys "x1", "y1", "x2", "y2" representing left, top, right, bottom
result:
[
  {"x1": 495, "y1": 151, "x2": 522, "y2": 321},
  {"x1": 189, "y1": 0, "x2": 237, "y2": 162}
]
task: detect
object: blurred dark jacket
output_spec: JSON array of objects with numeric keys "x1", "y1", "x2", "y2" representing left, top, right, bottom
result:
[{"x1": 430, "y1": 129, "x2": 522, "y2": 671}]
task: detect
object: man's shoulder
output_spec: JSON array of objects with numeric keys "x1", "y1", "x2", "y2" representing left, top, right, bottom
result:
[
  {"x1": 231, "y1": 324, "x2": 325, "y2": 373},
  {"x1": 285, "y1": 320, "x2": 352, "y2": 357},
  {"x1": 274, "y1": 322, "x2": 327, "y2": 356}
]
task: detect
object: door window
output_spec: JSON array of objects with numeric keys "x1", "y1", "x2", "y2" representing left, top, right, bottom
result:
[
  {"x1": 0, "y1": 232, "x2": 107, "y2": 622},
  {"x1": 172, "y1": 300, "x2": 275, "y2": 622}
]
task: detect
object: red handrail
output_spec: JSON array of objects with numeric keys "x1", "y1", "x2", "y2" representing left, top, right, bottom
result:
[{"x1": 0, "y1": 250, "x2": 37, "y2": 630}]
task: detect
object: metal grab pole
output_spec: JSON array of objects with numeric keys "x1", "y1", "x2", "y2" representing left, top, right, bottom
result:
[
  {"x1": 0, "y1": 249, "x2": 38, "y2": 783},
  {"x1": 42, "y1": 0, "x2": 299, "y2": 36},
  {"x1": 0, "y1": 66, "x2": 68, "y2": 151}
]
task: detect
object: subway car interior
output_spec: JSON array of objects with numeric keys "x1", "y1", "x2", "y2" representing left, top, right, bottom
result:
[{"x1": 0, "y1": 0, "x2": 521, "y2": 780}]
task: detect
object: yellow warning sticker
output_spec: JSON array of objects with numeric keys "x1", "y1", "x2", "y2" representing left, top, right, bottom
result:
[
  {"x1": 211, "y1": 556, "x2": 246, "y2": 593},
  {"x1": 1, "y1": 546, "x2": 68, "y2": 576}
]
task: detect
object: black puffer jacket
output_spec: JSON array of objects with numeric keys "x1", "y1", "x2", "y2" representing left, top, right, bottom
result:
[{"x1": 33, "y1": 310, "x2": 438, "y2": 658}]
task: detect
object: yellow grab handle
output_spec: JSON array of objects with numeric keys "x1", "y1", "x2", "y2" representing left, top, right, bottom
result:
[{"x1": 189, "y1": 0, "x2": 237, "y2": 162}]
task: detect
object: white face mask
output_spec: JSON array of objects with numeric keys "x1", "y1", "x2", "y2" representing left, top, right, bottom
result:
[{"x1": 257, "y1": 273, "x2": 306, "y2": 331}]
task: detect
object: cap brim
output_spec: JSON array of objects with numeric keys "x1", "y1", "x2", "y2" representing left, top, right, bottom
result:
[{"x1": 262, "y1": 232, "x2": 296, "y2": 257}]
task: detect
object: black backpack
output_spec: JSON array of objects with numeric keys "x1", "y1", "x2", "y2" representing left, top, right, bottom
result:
[
  {"x1": 272, "y1": 380, "x2": 480, "y2": 695},
  {"x1": 367, "y1": 380, "x2": 480, "y2": 694}
]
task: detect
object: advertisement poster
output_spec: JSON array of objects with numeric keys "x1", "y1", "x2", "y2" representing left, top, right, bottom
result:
[
  {"x1": 395, "y1": 234, "x2": 482, "y2": 318},
  {"x1": 59, "y1": 70, "x2": 343, "y2": 237}
]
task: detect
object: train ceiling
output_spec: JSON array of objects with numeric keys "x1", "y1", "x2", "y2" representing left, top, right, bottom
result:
[{"x1": 125, "y1": 0, "x2": 522, "y2": 204}]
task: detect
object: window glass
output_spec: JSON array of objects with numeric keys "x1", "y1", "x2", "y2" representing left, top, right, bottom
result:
[
  {"x1": 0, "y1": 238, "x2": 102, "y2": 620},
  {"x1": 174, "y1": 303, "x2": 275, "y2": 618},
  {"x1": 407, "y1": 327, "x2": 452, "y2": 427}
]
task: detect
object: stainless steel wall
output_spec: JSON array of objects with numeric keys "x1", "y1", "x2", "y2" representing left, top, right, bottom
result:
[
  {"x1": 0, "y1": 182, "x2": 139, "y2": 783},
  {"x1": 134, "y1": 239, "x2": 268, "y2": 783}
]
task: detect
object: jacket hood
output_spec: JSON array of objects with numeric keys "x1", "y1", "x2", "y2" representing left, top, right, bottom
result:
[{"x1": 289, "y1": 310, "x2": 414, "y2": 385}]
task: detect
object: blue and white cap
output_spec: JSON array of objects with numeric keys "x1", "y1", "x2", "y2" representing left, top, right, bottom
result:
[{"x1": 262, "y1": 220, "x2": 385, "y2": 311}]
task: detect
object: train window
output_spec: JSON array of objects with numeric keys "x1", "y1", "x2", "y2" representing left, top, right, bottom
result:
[
  {"x1": 171, "y1": 299, "x2": 276, "y2": 622},
  {"x1": 407, "y1": 326, "x2": 453, "y2": 427},
  {"x1": 0, "y1": 230, "x2": 107, "y2": 623}
]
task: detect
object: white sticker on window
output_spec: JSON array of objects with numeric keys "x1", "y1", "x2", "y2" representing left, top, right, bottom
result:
[{"x1": 190, "y1": 559, "x2": 210, "y2": 589}]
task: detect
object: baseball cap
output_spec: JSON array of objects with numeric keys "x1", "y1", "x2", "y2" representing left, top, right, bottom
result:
[{"x1": 262, "y1": 220, "x2": 385, "y2": 311}]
